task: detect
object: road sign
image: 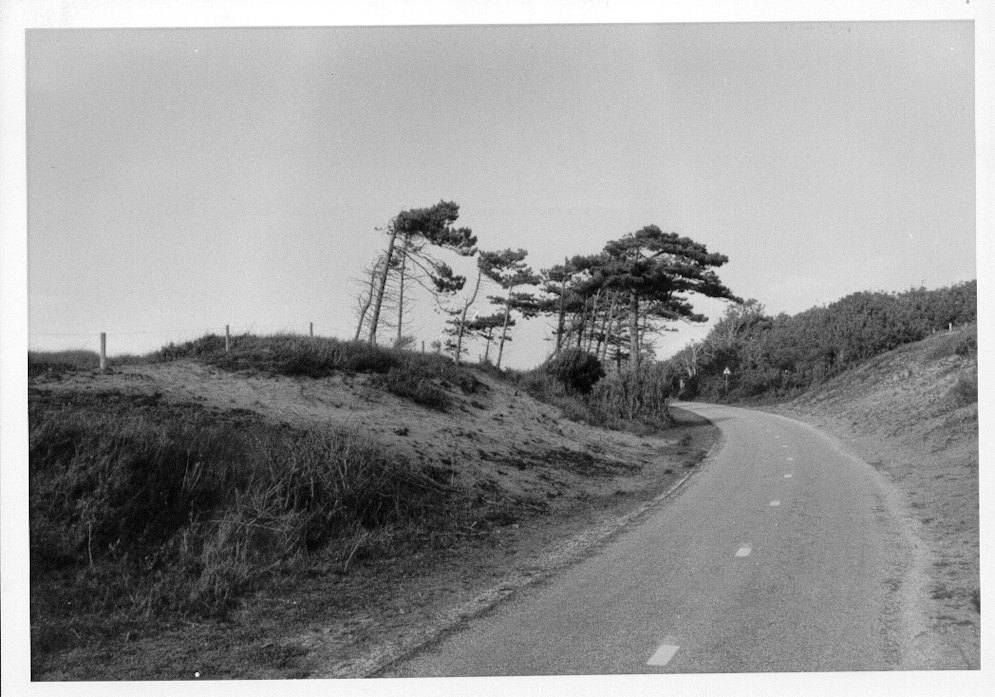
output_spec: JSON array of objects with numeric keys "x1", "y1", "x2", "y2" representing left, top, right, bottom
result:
[{"x1": 723, "y1": 367, "x2": 732, "y2": 375}]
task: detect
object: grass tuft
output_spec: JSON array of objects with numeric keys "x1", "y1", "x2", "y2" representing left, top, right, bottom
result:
[
  {"x1": 947, "y1": 371, "x2": 978, "y2": 407},
  {"x1": 29, "y1": 350, "x2": 100, "y2": 376},
  {"x1": 371, "y1": 368, "x2": 450, "y2": 410}
]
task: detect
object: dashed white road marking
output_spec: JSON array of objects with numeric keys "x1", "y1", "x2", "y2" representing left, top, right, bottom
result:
[
  {"x1": 782, "y1": 445, "x2": 789, "y2": 449},
  {"x1": 787, "y1": 457, "x2": 795, "y2": 461},
  {"x1": 735, "y1": 545, "x2": 752, "y2": 557},
  {"x1": 784, "y1": 473, "x2": 793, "y2": 478},
  {"x1": 770, "y1": 500, "x2": 781, "y2": 506},
  {"x1": 647, "y1": 639, "x2": 680, "y2": 666}
]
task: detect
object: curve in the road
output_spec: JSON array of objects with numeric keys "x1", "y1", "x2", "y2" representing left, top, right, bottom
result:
[{"x1": 381, "y1": 402, "x2": 964, "y2": 676}]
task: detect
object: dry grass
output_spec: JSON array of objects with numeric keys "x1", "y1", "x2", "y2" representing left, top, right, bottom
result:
[{"x1": 28, "y1": 387, "x2": 511, "y2": 673}]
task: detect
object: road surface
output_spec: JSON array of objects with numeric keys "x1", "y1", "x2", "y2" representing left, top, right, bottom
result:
[{"x1": 382, "y1": 402, "x2": 938, "y2": 676}]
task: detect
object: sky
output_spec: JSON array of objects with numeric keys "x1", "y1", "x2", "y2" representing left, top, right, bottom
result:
[{"x1": 19, "y1": 15, "x2": 980, "y2": 371}]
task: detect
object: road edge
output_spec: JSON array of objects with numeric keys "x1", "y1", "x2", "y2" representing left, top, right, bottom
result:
[{"x1": 315, "y1": 415, "x2": 722, "y2": 679}]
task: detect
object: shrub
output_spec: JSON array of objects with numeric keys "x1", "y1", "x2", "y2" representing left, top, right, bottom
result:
[
  {"x1": 955, "y1": 326, "x2": 978, "y2": 357},
  {"x1": 371, "y1": 368, "x2": 450, "y2": 410},
  {"x1": 948, "y1": 370, "x2": 978, "y2": 407},
  {"x1": 517, "y1": 370, "x2": 567, "y2": 403},
  {"x1": 589, "y1": 364, "x2": 672, "y2": 425},
  {"x1": 540, "y1": 348, "x2": 605, "y2": 395}
]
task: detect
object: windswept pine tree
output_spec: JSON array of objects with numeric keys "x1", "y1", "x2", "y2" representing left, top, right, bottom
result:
[
  {"x1": 466, "y1": 312, "x2": 506, "y2": 363},
  {"x1": 537, "y1": 259, "x2": 590, "y2": 355},
  {"x1": 598, "y1": 226, "x2": 739, "y2": 369},
  {"x1": 363, "y1": 201, "x2": 477, "y2": 345},
  {"x1": 539, "y1": 229, "x2": 737, "y2": 370}
]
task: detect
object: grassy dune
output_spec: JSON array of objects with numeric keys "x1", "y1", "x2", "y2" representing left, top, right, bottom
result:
[{"x1": 28, "y1": 334, "x2": 708, "y2": 678}]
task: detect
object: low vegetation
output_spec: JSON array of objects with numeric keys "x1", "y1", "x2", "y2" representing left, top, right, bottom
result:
[
  {"x1": 29, "y1": 386, "x2": 531, "y2": 665},
  {"x1": 151, "y1": 333, "x2": 483, "y2": 408},
  {"x1": 29, "y1": 349, "x2": 100, "y2": 376},
  {"x1": 509, "y1": 348, "x2": 676, "y2": 433},
  {"x1": 669, "y1": 280, "x2": 976, "y2": 402},
  {"x1": 30, "y1": 393, "x2": 470, "y2": 615},
  {"x1": 29, "y1": 333, "x2": 681, "y2": 661}
]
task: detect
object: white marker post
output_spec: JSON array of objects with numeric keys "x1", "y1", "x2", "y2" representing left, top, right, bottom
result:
[
  {"x1": 723, "y1": 366, "x2": 731, "y2": 392},
  {"x1": 99, "y1": 332, "x2": 106, "y2": 371}
]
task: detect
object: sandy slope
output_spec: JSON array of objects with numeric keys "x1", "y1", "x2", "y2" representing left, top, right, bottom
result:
[{"x1": 33, "y1": 359, "x2": 692, "y2": 506}]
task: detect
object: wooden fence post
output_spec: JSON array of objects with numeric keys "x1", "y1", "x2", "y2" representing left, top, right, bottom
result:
[
  {"x1": 225, "y1": 324, "x2": 230, "y2": 352},
  {"x1": 310, "y1": 322, "x2": 314, "y2": 338},
  {"x1": 99, "y1": 332, "x2": 106, "y2": 371}
]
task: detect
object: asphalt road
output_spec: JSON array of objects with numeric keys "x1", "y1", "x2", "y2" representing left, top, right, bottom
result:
[{"x1": 382, "y1": 402, "x2": 931, "y2": 676}]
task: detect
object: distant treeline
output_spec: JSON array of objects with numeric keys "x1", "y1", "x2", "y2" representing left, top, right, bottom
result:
[{"x1": 668, "y1": 280, "x2": 977, "y2": 402}]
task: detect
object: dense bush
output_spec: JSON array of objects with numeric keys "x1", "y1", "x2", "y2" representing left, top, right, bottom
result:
[
  {"x1": 589, "y1": 364, "x2": 673, "y2": 426},
  {"x1": 511, "y1": 355, "x2": 672, "y2": 431},
  {"x1": 540, "y1": 347, "x2": 605, "y2": 395},
  {"x1": 669, "y1": 280, "x2": 977, "y2": 403}
]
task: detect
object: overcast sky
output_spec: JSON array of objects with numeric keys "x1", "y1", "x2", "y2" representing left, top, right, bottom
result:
[{"x1": 23, "y1": 19, "x2": 976, "y2": 368}]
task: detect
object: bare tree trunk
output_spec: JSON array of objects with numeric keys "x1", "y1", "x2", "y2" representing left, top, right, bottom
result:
[
  {"x1": 585, "y1": 289, "x2": 601, "y2": 353},
  {"x1": 555, "y1": 259, "x2": 568, "y2": 354},
  {"x1": 354, "y1": 256, "x2": 383, "y2": 341},
  {"x1": 483, "y1": 327, "x2": 493, "y2": 362},
  {"x1": 396, "y1": 237, "x2": 408, "y2": 345},
  {"x1": 598, "y1": 291, "x2": 616, "y2": 362},
  {"x1": 629, "y1": 290, "x2": 640, "y2": 370},
  {"x1": 496, "y1": 285, "x2": 514, "y2": 368},
  {"x1": 367, "y1": 224, "x2": 399, "y2": 344},
  {"x1": 455, "y1": 268, "x2": 483, "y2": 364},
  {"x1": 613, "y1": 312, "x2": 624, "y2": 370}
]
